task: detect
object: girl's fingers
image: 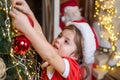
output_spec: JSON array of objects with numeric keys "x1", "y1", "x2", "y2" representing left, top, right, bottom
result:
[
  {"x1": 13, "y1": 0, "x2": 23, "y2": 4},
  {"x1": 9, "y1": 10, "x2": 16, "y2": 18},
  {"x1": 11, "y1": 0, "x2": 29, "y2": 15},
  {"x1": 14, "y1": 5, "x2": 26, "y2": 14},
  {"x1": 11, "y1": 0, "x2": 24, "y2": 8},
  {"x1": 9, "y1": 8, "x2": 21, "y2": 18},
  {"x1": 12, "y1": 8, "x2": 19, "y2": 14}
]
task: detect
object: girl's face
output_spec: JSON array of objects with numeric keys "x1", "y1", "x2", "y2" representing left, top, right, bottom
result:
[{"x1": 52, "y1": 29, "x2": 77, "y2": 58}]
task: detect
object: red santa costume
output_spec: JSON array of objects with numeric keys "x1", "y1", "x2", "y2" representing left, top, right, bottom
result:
[{"x1": 41, "y1": 57, "x2": 82, "y2": 80}]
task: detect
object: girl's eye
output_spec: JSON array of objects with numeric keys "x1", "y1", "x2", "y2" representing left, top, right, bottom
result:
[
  {"x1": 58, "y1": 34, "x2": 62, "y2": 38},
  {"x1": 65, "y1": 40, "x2": 69, "y2": 44}
]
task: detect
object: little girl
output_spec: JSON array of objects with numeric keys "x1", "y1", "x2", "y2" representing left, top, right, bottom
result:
[{"x1": 9, "y1": 0, "x2": 96, "y2": 80}]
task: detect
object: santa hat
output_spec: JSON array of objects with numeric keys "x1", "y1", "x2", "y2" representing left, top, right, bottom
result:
[
  {"x1": 60, "y1": 0, "x2": 80, "y2": 29},
  {"x1": 60, "y1": 0, "x2": 78, "y2": 16},
  {"x1": 67, "y1": 22, "x2": 97, "y2": 64}
]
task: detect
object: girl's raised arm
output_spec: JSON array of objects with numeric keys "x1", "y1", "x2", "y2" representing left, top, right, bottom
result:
[{"x1": 10, "y1": 0, "x2": 65, "y2": 76}]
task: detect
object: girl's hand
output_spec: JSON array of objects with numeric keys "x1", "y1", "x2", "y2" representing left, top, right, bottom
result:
[
  {"x1": 10, "y1": 0, "x2": 47, "y2": 41},
  {"x1": 9, "y1": 8, "x2": 32, "y2": 34},
  {"x1": 11, "y1": 0, "x2": 44, "y2": 36},
  {"x1": 11, "y1": 0, "x2": 33, "y2": 17}
]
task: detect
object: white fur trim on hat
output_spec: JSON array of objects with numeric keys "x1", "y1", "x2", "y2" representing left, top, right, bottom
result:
[{"x1": 67, "y1": 22, "x2": 96, "y2": 64}]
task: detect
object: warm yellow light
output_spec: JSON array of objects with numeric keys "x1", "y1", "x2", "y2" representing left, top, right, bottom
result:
[
  {"x1": 99, "y1": 0, "x2": 104, "y2": 2},
  {"x1": 116, "y1": 63, "x2": 120, "y2": 67},
  {"x1": 112, "y1": 45, "x2": 116, "y2": 51},
  {"x1": 108, "y1": 66, "x2": 111, "y2": 69},
  {"x1": 101, "y1": 65, "x2": 108, "y2": 70},
  {"x1": 111, "y1": 67, "x2": 114, "y2": 70}
]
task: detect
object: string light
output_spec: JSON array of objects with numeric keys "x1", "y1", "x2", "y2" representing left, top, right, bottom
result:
[{"x1": 9, "y1": 48, "x2": 39, "y2": 79}]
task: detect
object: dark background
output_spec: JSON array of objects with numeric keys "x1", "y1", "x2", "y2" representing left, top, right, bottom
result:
[{"x1": 26, "y1": 0, "x2": 95, "y2": 25}]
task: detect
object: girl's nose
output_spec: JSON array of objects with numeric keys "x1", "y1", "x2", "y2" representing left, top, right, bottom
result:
[{"x1": 55, "y1": 37, "x2": 63, "y2": 44}]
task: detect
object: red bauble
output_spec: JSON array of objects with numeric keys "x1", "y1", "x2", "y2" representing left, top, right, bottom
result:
[{"x1": 13, "y1": 35, "x2": 30, "y2": 54}]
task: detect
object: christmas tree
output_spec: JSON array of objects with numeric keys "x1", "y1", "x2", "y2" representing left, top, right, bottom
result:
[{"x1": 0, "y1": 0, "x2": 40, "y2": 80}]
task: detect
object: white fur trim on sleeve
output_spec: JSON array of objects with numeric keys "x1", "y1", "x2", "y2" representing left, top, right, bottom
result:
[
  {"x1": 67, "y1": 22, "x2": 96, "y2": 64},
  {"x1": 62, "y1": 59, "x2": 70, "y2": 78}
]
